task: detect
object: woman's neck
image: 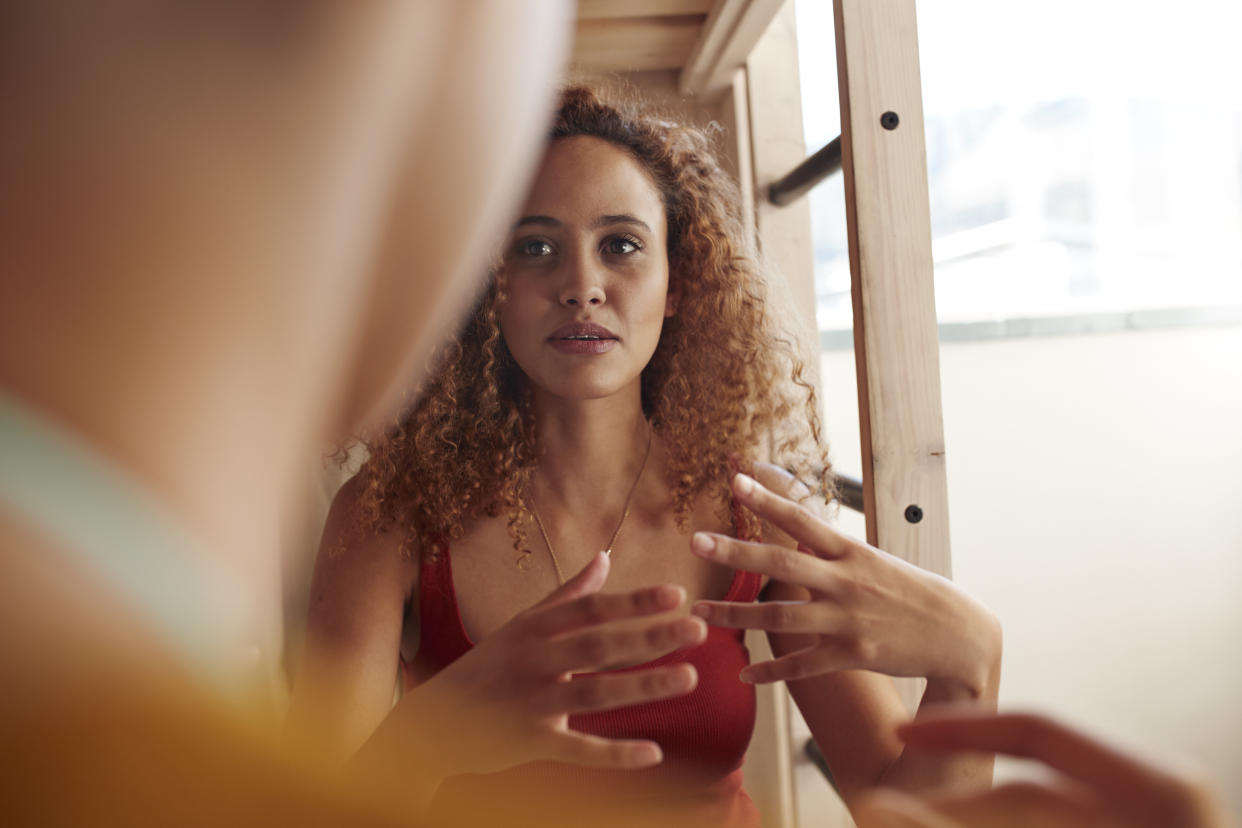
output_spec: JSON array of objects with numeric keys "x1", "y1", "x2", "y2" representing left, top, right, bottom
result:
[{"x1": 528, "y1": 386, "x2": 653, "y2": 518}]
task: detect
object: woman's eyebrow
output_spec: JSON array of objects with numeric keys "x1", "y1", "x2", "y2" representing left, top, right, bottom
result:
[
  {"x1": 514, "y1": 214, "x2": 653, "y2": 232},
  {"x1": 593, "y1": 214, "x2": 652, "y2": 232},
  {"x1": 515, "y1": 215, "x2": 561, "y2": 228}
]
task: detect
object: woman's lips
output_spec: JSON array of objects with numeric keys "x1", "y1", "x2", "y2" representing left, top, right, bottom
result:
[
  {"x1": 549, "y1": 337, "x2": 617, "y2": 354},
  {"x1": 548, "y1": 321, "x2": 618, "y2": 355}
]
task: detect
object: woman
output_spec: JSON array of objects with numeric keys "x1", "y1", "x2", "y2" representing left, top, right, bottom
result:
[{"x1": 291, "y1": 86, "x2": 1002, "y2": 827}]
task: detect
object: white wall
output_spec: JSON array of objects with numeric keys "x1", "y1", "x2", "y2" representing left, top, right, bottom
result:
[{"x1": 798, "y1": 324, "x2": 1242, "y2": 818}]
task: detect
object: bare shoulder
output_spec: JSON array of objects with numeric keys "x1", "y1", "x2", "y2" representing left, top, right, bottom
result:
[{"x1": 305, "y1": 474, "x2": 418, "y2": 641}]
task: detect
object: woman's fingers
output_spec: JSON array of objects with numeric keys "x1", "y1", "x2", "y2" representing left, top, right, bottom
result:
[
  {"x1": 534, "y1": 663, "x2": 698, "y2": 715},
  {"x1": 897, "y1": 712, "x2": 1170, "y2": 800},
  {"x1": 897, "y1": 712, "x2": 1226, "y2": 827},
  {"x1": 529, "y1": 551, "x2": 611, "y2": 611},
  {"x1": 738, "y1": 642, "x2": 856, "y2": 684},
  {"x1": 922, "y1": 781, "x2": 1103, "y2": 828},
  {"x1": 852, "y1": 790, "x2": 963, "y2": 828},
  {"x1": 547, "y1": 731, "x2": 665, "y2": 770},
  {"x1": 537, "y1": 616, "x2": 707, "y2": 677},
  {"x1": 522, "y1": 582, "x2": 687, "y2": 638},
  {"x1": 691, "y1": 598, "x2": 845, "y2": 635},
  {"x1": 690, "y1": 533, "x2": 832, "y2": 590},
  {"x1": 730, "y1": 472, "x2": 852, "y2": 559},
  {"x1": 853, "y1": 784, "x2": 1103, "y2": 828}
]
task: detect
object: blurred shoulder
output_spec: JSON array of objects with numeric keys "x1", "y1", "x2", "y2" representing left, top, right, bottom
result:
[{"x1": 313, "y1": 473, "x2": 417, "y2": 603}]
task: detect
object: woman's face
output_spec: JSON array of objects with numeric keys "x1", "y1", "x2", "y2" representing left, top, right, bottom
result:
[{"x1": 498, "y1": 135, "x2": 675, "y2": 403}]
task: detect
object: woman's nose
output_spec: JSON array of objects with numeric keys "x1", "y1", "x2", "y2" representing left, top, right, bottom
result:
[{"x1": 558, "y1": 258, "x2": 606, "y2": 307}]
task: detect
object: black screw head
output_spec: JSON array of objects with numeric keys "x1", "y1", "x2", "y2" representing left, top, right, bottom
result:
[
  {"x1": 881, "y1": 111, "x2": 900, "y2": 130},
  {"x1": 904, "y1": 504, "x2": 923, "y2": 523}
]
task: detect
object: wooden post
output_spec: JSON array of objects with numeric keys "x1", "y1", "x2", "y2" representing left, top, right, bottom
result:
[
  {"x1": 833, "y1": 0, "x2": 951, "y2": 576},
  {"x1": 747, "y1": 3, "x2": 819, "y2": 361},
  {"x1": 740, "y1": 4, "x2": 815, "y2": 826}
]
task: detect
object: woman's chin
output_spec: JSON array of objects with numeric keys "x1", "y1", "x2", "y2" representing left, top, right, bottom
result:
[{"x1": 531, "y1": 376, "x2": 642, "y2": 405}]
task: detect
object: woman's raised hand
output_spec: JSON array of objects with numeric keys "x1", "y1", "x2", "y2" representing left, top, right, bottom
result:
[
  {"x1": 852, "y1": 711, "x2": 1233, "y2": 828},
  {"x1": 392, "y1": 552, "x2": 705, "y2": 779},
  {"x1": 689, "y1": 468, "x2": 1000, "y2": 697}
]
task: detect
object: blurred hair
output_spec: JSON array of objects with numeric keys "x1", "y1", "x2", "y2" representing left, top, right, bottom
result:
[{"x1": 349, "y1": 83, "x2": 833, "y2": 557}]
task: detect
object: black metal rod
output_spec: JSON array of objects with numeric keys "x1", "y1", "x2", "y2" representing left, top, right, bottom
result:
[
  {"x1": 804, "y1": 738, "x2": 839, "y2": 792},
  {"x1": 767, "y1": 136, "x2": 842, "y2": 206},
  {"x1": 832, "y1": 471, "x2": 864, "y2": 514}
]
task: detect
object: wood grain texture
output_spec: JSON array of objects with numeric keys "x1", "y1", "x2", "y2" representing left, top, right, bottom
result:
[
  {"x1": 748, "y1": 1, "x2": 819, "y2": 382},
  {"x1": 833, "y1": 0, "x2": 952, "y2": 581},
  {"x1": 577, "y1": 0, "x2": 712, "y2": 20},
  {"x1": 681, "y1": 0, "x2": 785, "y2": 94},
  {"x1": 572, "y1": 15, "x2": 703, "y2": 72},
  {"x1": 741, "y1": 5, "x2": 814, "y2": 826}
]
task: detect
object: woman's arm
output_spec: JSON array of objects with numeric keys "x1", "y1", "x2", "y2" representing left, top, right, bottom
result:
[
  {"x1": 766, "y1": 582, "x2": 1001, "y2": 798},
  {"x1": 692, "y1": 466, "x2": 1002, "y2": 802},
  {"x1": 286, "y1": 475, "x2": 414, "y2": 763}
]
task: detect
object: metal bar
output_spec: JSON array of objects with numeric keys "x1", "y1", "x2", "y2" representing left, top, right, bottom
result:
[
  {"x1": 803, "y1": 738, "x2": 840, "y2": 793},
  {"x1": 832, "y1": 471, "x2": 864, "y2": 513},
  {"x1": 766, "y1": 136, "x2": 841, "y2": 206}
]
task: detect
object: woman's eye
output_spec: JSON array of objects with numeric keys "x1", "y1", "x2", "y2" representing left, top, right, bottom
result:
[
  {"x1": 517, "y1": 239, "x2": 554, "y2": 257},
  {"x1": 604, "y1": 236, "x2": 642, "y2": 255}
]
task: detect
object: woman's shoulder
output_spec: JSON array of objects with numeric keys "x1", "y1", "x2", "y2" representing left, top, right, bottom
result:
[{"x1": 314, "y1": 473, "x2": 420, "y2": 601}]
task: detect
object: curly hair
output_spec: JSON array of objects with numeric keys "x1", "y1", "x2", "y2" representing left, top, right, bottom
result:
[{"x1": 350, "y1": 84, "x2": 833, "y2": 557}]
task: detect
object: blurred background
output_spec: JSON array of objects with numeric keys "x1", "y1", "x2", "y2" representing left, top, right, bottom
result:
[{"x1": 796, "y1": 0, "x2": 1242, "y2": 822}]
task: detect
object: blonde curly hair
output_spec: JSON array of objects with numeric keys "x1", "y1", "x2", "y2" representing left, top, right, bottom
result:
[{"x1": 351, "y1": 84, "x2": 833, "y2": 557}]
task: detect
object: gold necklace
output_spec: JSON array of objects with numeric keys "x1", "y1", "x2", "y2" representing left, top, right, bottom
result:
[{"x1": 527, "y1": 424, "x2": 653, "y2": 586}]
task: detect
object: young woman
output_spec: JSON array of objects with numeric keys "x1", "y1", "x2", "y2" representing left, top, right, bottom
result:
[{"x1": 290, "y1": 85, "x2": 1002, "y2": 827}]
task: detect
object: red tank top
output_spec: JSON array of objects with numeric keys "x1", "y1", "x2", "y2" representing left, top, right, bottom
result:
[{"x1": 403, "y1": 536, "x2": 765, "y2": 827}]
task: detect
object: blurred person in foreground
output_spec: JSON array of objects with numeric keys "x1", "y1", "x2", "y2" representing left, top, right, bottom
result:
[{"x1": 0, "y1": 2, "x2": 707, "y2": 825}]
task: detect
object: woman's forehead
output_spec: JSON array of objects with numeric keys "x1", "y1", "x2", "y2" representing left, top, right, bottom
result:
[{"x1": 519, "y1": 136, "x2": 665, "y2": 232}]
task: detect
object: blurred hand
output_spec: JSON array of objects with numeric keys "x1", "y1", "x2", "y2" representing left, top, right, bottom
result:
[
  {"x1": 690, "y1": 470, "x2": 999, "y2": 696},
  {"x1": 400, "y1": 552, "x2": 704, "y2": 777},
  {"x1": 853, "y1": 711, "x2": 1233, "y2": 828}
]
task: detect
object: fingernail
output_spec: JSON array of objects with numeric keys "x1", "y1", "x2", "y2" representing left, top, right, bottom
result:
[
  {"x1": 734, "y1": 473, "x2": 755, "y2": 495},
  {"x1": 635, "y1": 743, "x2": 663, "y2": 766},
  {"x1": 738, "y1": 668, "x2": 757, "y2": 684},
  {"x1": 671, "y1": 664, "x2": 698, "y2": 693},
  {"x1": 657, "y1": 584, "x2": 686, "y2": 607},
  {"x1": 687, "y1": 617, "x2": 708, "y2": 643},
  {"x1": 690, "y1": 602, "x2": 711, "y2": 619},
  {"x1": 691, "y1": 532, "x2": 716, "y2": 555}
]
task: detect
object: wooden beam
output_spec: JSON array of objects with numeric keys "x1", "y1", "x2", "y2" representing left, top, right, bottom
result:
[
  {"x1": 719, "y1": 68, "x2": 756, "y2": 237},
  {"x1": 577, "y1": 0, "x2": 712, "y2": 20},
  {"x1": 739, "y1": 7, "x2": 813, "y2": 826},
  {"x1": 834, "y1": 0, "x2": 951, "y2": 582},
  {"x1": 679, "y1": 0, "x2": 785, "y2": 96},
  {"x1": 572, "y1": 15, "x2": 702, "y2": 72},
  {"x1": 748, "y1": 2, "x2": 818, "y2": 360}
]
